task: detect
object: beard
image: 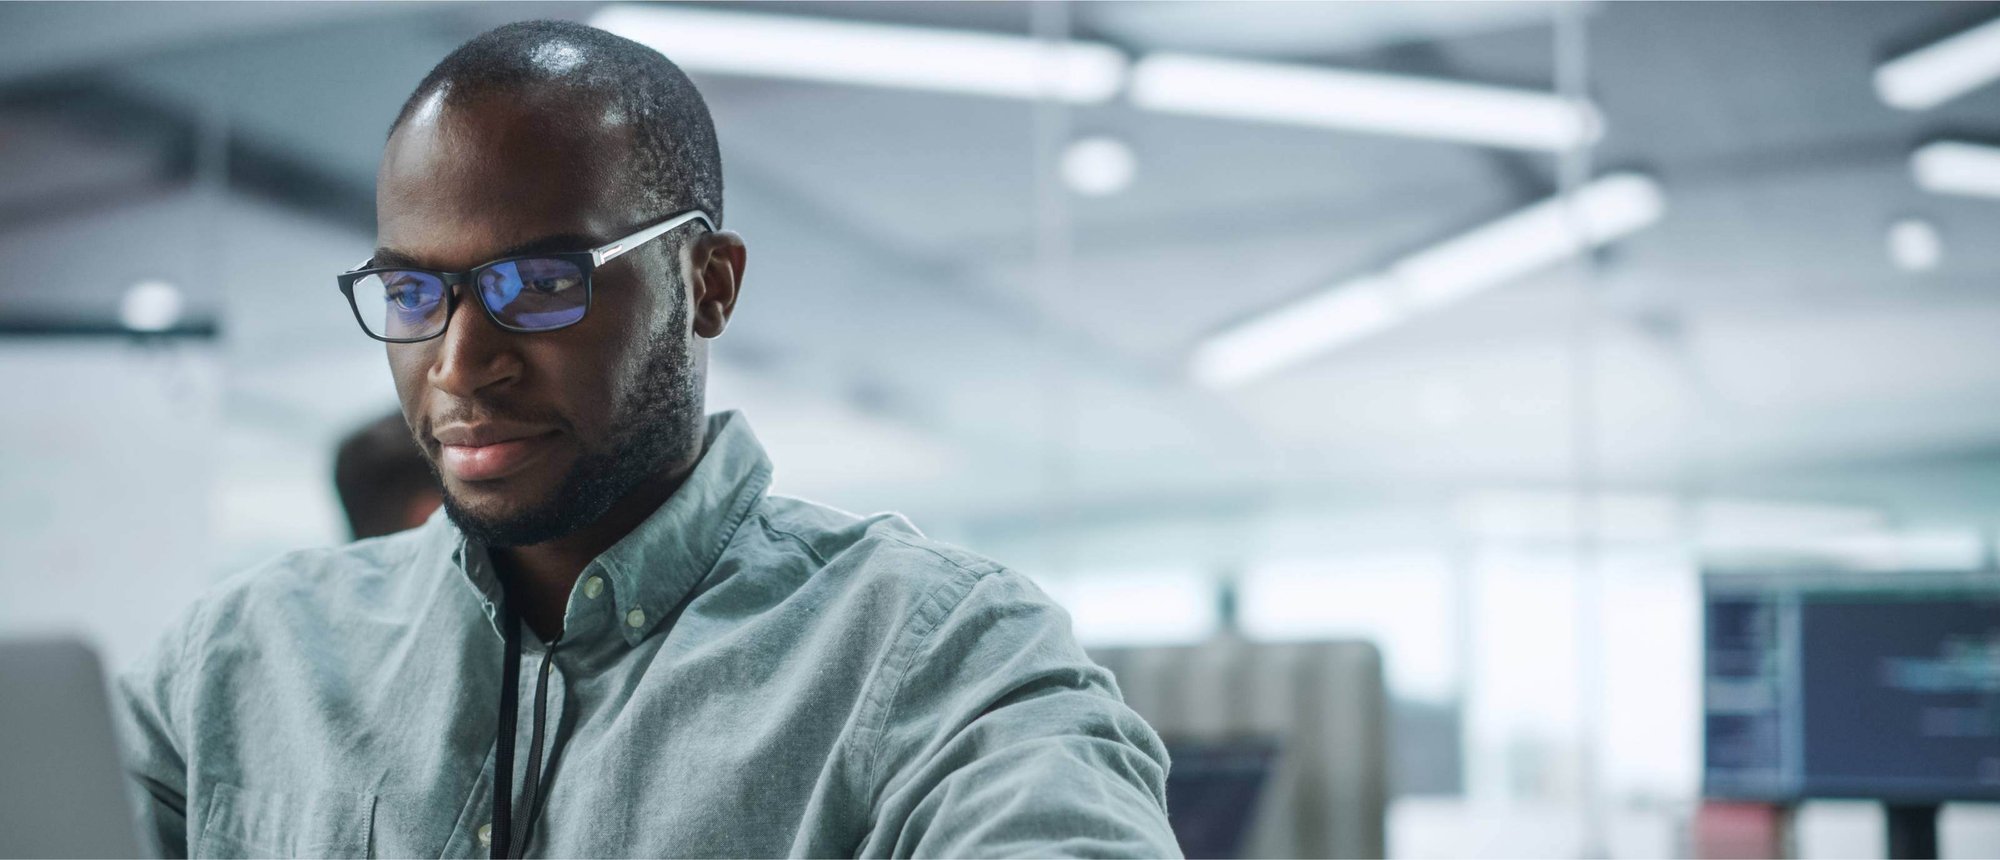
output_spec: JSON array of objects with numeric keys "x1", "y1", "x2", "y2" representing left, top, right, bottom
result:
[{"x1": 432, "y1": 297, "x2": 705, "y2": 549}]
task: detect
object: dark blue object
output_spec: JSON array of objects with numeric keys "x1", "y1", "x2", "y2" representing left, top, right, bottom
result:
[{"x1": 1162, "y1": 737, "x2": 1280, "y2": 859}]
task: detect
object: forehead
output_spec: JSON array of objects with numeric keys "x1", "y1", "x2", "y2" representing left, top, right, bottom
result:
[{"x1": 376, "y1": 87, "x2": 641, "y2": 269}]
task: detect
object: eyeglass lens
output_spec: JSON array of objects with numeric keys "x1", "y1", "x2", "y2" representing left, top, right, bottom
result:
[
  {"x1": 351, "y1": 258, "x2": 587, "y2": 340},
  {"x1": 478, "y1": 259, "x2": 587, "y2": 331},
  {"x1": 351, "y1": 270, "x2": 448, "y2": 340}
]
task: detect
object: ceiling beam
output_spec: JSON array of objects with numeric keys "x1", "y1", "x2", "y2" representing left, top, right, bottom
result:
[{"x1": 0, "y1": 76, "x2": 375, "y2": 233}]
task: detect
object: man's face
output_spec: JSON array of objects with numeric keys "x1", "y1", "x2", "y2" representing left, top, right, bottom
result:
[{"x1": 374, "y1": 88, "x2": 705, "y2": 547}]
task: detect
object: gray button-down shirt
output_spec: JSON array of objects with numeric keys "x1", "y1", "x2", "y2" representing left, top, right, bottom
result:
[{"x1": 116, "y1": 412, "x2": 1177, "y2": 858}]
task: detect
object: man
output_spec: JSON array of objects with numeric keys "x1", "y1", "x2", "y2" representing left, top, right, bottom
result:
[
  {"x1": 333, "y1": 410, "x2": 443, "y2": 540},
  {"x1": 116, "y1": 19, "x2": 1177, "y2": 860}
]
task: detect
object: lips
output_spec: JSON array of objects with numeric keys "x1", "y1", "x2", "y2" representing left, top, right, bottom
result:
[{"x1": 433, "y1": 422, "x2": 558, "y2": 482}]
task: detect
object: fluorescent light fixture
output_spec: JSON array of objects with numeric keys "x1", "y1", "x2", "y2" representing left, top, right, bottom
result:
[
  {"x1": 1875, "y1": 17, "x2": 2000, "y2": 110},
  {"x1": 1191, "y1": 276, "x2": 1404, "y2": 388},
  {"x1": 1192, "y1": 173, "x2": 1664, "y2": 388},
  {"x1": 589, "y1": 4, "x2": 1126, "y2": 103},
  {"x1": 1912, "y1": 140, "x2": 2000, "y2": 199},
  {"x1": 1130, "y1": 52, "x2": 1601, "y2": 151},
  {"x1": 1392, "y1": 172, "x2": 1664, "y2": 309}
]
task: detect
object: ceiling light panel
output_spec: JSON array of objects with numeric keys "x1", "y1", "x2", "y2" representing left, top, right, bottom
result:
[
  {"x1": 1130, "y1": 52, "x2": 1601, "y2": 152},
  {"x1": 1192, "y1": 174, "x2": 1665, "y2": 388},
  {"x1": 591, "y1": 4, "x2": 1127, "y2": 103},
  {"x1": 1191, "y1": 277, "x2": 1405, "y2": 389},
  {"x1": 1912, "y1": 140, "x2": 2000, "y2": 199},
  {"x1": 1875, "y1": 17, "x2": 2000, "y2": 111}
]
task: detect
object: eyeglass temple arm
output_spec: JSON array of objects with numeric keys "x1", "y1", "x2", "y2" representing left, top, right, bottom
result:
[{"x1": 591, "y1": 210, "x2": 716, "y2": 267}]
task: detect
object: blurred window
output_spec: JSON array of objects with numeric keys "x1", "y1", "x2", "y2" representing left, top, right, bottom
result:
[
  {"x1": 1239, "y1": 552, "x2": 1458, "y2": 703},
  {"x1": 1034, "y1": 568, "x2": 1217, "y2": 647}
]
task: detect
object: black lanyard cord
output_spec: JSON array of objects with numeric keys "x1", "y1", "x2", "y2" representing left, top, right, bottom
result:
[
  {"x1": 491, "y1": 601, "x2": 522, "y2": 860},
  {"x1": 515, "y1": 645, "x2": 557, "y2": 855},
  {"x1": 491, "y1": 600, "x2": 559, "y2": 860}
]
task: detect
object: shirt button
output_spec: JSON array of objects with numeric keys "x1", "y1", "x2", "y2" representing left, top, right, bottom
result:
[
  {"x1": 625, "y1": 607, "x2": 647, "y2": 628},
  {"x1": 477, "y1": 823, "x2": 492, "y2": 847},
  {"x1": 583, "y1": 576, "x2": 604, "y2": 599}
]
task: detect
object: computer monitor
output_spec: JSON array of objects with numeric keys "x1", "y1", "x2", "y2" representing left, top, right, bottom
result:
[
  {"x1": 1702, "y1": 567, "x2": 2000, "y2": 804},
  {"x1": 0, "y1": 638, "x2": 147, "y2": 858}
]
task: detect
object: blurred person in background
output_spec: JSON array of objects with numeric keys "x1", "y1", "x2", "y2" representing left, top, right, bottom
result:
[
  {"x1": 112, "y1": 19, "x2": 1176, "y2": 860},
  {"x1": 333, "y1": 410, "x2": 443, "y2": 540}
]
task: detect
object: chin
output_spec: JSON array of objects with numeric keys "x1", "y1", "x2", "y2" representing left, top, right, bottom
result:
[
  {"x1": 436, "y1": 432, "x2": 661, "y2": 548},
  {"x1": 440, "y1": 485, "x2": 577, "y2": 548},
  {"x1": 443, "y1": 489, "x2": 542, "y2": 526},
  {"x1": 443, "y1": 472, "x2": 553, "y2": 508}
]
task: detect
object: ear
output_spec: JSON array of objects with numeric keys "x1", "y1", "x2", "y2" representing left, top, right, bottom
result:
[{"x1": 689, "y1": 230, "x2": 747, "y2": 339}]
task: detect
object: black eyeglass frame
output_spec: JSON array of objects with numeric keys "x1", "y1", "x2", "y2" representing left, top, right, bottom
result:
[{"x1": 336, "y1": 209, "x2": 716, "y2": 344}]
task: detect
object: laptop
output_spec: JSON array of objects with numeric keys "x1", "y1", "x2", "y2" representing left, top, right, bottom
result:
[
  {"x1": 0, "y1": 637, "x2": 148, "y2": 858},
  {"x1": 1161, "y1": 737, "x2": 1279, "y2": 859}
]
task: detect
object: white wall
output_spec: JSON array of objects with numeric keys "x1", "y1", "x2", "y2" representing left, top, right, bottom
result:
[{"x1": 0, "y1": 341, "x2": 221, "y2": 670}]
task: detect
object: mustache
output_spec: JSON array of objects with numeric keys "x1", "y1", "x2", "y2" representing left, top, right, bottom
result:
[{"x1": 418, "y1": 402, "x2": 574, "y2": 442}]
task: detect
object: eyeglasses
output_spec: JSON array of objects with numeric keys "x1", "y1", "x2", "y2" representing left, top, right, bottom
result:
[{"x1": 336, "y1": 209, "x2": 715, "y2": 343}]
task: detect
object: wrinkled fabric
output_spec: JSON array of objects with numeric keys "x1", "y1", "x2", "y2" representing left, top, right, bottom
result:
[{"x1": 116, "y1": 411, "x2": 1178, "y2": 859}]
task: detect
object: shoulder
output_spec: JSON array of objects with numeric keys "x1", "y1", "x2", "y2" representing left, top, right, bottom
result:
[
  {"x1": 745, "y1": 494, "x2": 1060, "y2": 632},
  {"x1": 122, "y1": 522, "x2": 447, "y2": 720},
  {"x1": 752, "y1": 494, "x2": 1014, "y2": 589},
  {"x1": 175, "y1": 523, "x2": 443, "y2": 648}
]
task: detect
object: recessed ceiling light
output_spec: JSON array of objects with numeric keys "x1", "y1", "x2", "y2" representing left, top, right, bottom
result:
[
  {"x1": 1060, "y1": 136, "x2": 1137, "y2": 197},
  {"x1": 1887, "y1": 218, "x2": 1943, "y2": 273},
  {"x1": 120, "y1": 280, "x2": 183, "y2": 333}
]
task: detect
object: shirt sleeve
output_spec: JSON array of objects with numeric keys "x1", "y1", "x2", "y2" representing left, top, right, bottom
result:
[
  {"x1": 859, "y1": 568, "x2": 1181, "y2": 859},
  {"x1": 113, "y1": 615, "x2": 195, "y2": 859}
]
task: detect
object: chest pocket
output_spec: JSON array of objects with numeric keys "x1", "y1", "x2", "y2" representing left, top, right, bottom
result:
[{"x1": 194, "y1": 782, "x2": 376, "y2": 859}]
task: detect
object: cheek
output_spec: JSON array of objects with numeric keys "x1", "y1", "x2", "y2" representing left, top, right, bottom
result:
[
  {"x1": 386, "y1": 345, "x2": 433, "y2": 415},
  {"x1": 539, "y1": 332, "x2": 638, "y2": 428},
  {"x1": 555, "y1": 294, "x2": 663, "y2": 423},
  {"x1": 386, "y1": 345, "x2": 427, "y2": 392},
  {"x1": 592, "y1": 273, "x2": 674, "y2": 349}
]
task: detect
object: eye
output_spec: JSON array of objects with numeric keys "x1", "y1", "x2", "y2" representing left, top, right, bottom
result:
[
  {"x1": 384, "y1": 276, "x2": 439, "y2": 311},
  {"x1": 525, "y1": 274, "x2": 581, "y2": 295}
]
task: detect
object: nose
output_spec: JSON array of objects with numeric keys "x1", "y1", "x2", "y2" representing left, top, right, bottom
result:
[{"x1": 427, "y1": 286, "x2": 525, "y2": 399}]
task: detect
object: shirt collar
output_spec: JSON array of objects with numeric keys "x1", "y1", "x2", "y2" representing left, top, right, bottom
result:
[{"x1": 442, "y1": 410, "x2": 773, "y2": 648}]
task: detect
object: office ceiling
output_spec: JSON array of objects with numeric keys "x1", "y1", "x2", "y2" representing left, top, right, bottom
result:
[{"x1": 7, "y1": 1, "x2": 2000, "y2": 538}]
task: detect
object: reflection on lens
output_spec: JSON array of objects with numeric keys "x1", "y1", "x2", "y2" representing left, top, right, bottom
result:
[
  {"x1": 352, "y1": 271, "x2": 447, "y2": 340},
  {"x1": 479, "y1": 258, "x2": 586, "y2": 330}
]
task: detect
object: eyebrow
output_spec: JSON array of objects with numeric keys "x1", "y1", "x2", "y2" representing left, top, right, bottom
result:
[{"x1": 370, "y1": 233, "x2": 604, "y2": 270}]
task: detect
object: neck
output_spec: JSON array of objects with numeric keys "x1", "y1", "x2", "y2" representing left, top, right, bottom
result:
[{"x1": 492, "y1": 464, "x2": 691, "y2": 642}]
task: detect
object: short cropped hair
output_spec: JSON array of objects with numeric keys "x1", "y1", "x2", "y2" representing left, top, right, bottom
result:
[
  {"x1": 390, "y1": 19, "x2": 724, "y2": 227},
  {"x1": 334, "y1": 411, "x2": 440, "y2": 540}
]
